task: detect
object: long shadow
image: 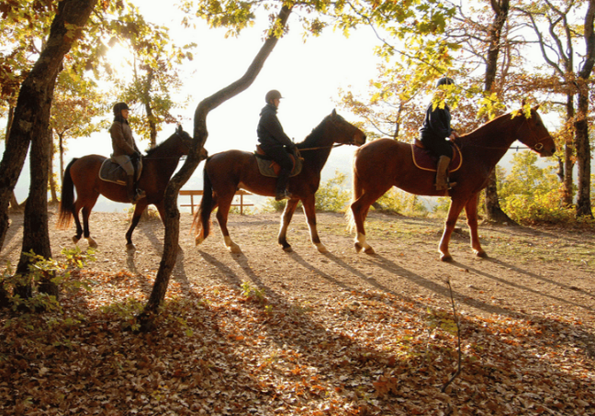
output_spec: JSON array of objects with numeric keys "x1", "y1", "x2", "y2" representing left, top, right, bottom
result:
[
  {"x1": 462, "y1": 258, "x2": 594, "y2": 312},
  {"x1": 0, "y1": 211, "x2": 24, "y2": 258},
  {"x1": 352, "y1": 253, "x2": 521, "y2": 317}
]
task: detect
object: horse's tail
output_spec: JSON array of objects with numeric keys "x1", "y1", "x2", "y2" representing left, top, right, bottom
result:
[
  {"x1": 192, "y1": 165, "x2": 214, "y2": 244},
  {"x1": 57, "y1": 158, "x2": 78, "y2": 230},
  {"x1": 345, "y1": 152, "x2": 363, "y2": 233}
]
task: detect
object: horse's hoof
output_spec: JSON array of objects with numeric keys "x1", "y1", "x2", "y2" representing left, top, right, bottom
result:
[
  {"x1": 282, "y1": 245, "x2": 293, "y2": 253},
  {"x1": 72, "y1": 236, "x2": 80, "y2": 245},
  {"x1": 316, "y1": 244, "x2": 328, "y2": 254},
  {"x1": 87, "y1": 238, "x2": 98, "y2": 249},
  {"x1": 354, "y1": 242, "x2": 363, "y2": 253},
  {"x1": 364, "y1": 246, "x2": 375, "y2": 255},
  {"x1": 126, "y1": 243, "x2": 136, "y2": 254},
  {"x1": 440, "y1": 254, "x2": 453, "y2": 262},
  {"x1": 474, "y1": 249, "x2": 488, "y2": 258},
  {"x1": 227, "y1": 244, "x2": 242, "y2": 254}
]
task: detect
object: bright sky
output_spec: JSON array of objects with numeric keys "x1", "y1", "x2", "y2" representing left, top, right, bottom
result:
[{"x1": 8, "y1": 2, "x2": 381, "y2": 210}]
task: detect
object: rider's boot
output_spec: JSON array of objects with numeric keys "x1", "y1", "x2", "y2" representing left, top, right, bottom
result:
[{"x1": 435, "y1": 156, "x2": 457, "y2": 190}]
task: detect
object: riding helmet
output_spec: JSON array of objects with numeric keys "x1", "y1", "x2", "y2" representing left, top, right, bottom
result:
[
  {"x1": 265, "y1": 90, "x2": 283, "y2": 104},
  {"x1": 436, "y1": 77, "x2": 455, "y2": 88},
  {"x1": 113, "y1": 102, "x2": 130, "y2": 117}
]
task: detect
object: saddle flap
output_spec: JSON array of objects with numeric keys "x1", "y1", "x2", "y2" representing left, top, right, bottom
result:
[
  {"x1": 254, "y1": 152, "x2": 303, "y2": 178},
  {"x1": 411, "y1": 141, "x2": 462, "y2": 173}
]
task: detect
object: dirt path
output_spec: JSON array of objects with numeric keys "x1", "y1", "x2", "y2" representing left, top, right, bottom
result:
[{"x1": 3, "y1": 209, "x2": 594, "y2": 327}]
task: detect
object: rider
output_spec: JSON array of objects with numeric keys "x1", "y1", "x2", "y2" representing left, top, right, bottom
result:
[
  {"x1": 419, "y1": 77, "x2": 459, "y2": 190},
  {"x1": 109, "y1": 102, "x2": 146, "y2": 203},
  {"x1": 257, "y1": 89, "x2": 297, "y2": 201}
]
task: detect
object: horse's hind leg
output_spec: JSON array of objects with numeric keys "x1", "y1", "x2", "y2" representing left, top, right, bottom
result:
[
  {"x1": 350, "y1": 188, "x2": 389, "y2": 255},
  {"x1": 464, "y1": 193, "x2": 487, "y2": 258},
  {"x1": 301, "y1": 196, "x2": 328, "y2": 254},
  {"x1": 278, "y1": 198, "x2": 299, "y2": 252},
  {"x1": 81, "y1": 206, "x2": 98, "y2": 249},
  {"x1": 216, "y1": 195, "x2": 241, "y2": 253}
]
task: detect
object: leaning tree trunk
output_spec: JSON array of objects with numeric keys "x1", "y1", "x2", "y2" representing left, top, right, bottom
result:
[
  {"x1": 139, "y1": 5, "x2": 293, "y2": 330},
  {"x1": 0, "y1": 0, "x2": 98, "y2": 274},
  {"x1": 483, "y1": 0, "x2": 516, "y2": 225}
]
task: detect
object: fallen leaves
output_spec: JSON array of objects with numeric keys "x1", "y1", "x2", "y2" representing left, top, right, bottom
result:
[{"x1": 1, "y1": 269, "x2": 594, "y2": 415}]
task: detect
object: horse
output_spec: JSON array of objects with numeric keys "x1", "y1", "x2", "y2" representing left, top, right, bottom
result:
[
  {"x1": 57, "y1": 125, "x2": 194, "y2": 251},
  {"x1": 193, "y1": 109, "x2": 366, "y2": 254},
  {"x1": 348, "y1": 106, "x2": 556, "y2": 261}
]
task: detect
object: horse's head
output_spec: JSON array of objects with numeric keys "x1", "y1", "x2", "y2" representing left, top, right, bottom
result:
[
  {"x1": 515, "y1": 106, "x2": 556, "y2": 157},
  {"x1": 327, "y1": 109, "x2": 366, "y2": 146},
  {"x1": 174, "y1": 125, "x2": 194, "y2": 155}
]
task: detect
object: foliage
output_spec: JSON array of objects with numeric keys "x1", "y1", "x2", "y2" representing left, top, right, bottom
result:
[
  {"x1": 315, "y1": 170, "x2": 351, "y2": 212},
  {"x1": 498, "y1": 151, "x2": 574, "y2": 224},
  {"x1": 1, "y1": 248, "x2": 95, "y2": 312},
  {"x1": 376, "y1": 188, "x2": 429, "y2": 216},
  {"x1": 261, "y1": 198, "x2": 287, "y2": 213}
]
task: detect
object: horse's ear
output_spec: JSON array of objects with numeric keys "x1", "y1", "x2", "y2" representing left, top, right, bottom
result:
[
  {"x1": 332, "y1": 109, "x2": 337, "y2": 117},
  {"x1": 532, "y1": 104, "x2": 541, "y2": 111},
  {"x1": 176, "y1": 124, "x2": 182, "y2": 132}
]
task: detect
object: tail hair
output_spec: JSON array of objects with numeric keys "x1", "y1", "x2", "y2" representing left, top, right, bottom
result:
[{"x1": 56, "y1": 159, "x2": 77, "y2": 230}]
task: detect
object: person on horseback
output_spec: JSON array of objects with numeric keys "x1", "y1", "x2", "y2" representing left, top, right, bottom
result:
[
  {"x1": 257, "y1": 89, "x2": 298, "y2": 201},
  {"x1": 419, "y1": 77, "x2": 459, "y2": 191},
  {"x1": 109, "y1": 102, "x2": 146, "y2": 203}
]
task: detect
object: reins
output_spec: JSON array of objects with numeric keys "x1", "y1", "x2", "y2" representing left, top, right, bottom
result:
[{"x1": 298, "y1": 143, "x2": 346, "y2": 151}]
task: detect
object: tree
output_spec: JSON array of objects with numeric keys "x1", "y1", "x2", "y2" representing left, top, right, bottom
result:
[
  {"x1": 0, "y1": 0, "x2": 99, "y2": 286},
  {"x1": 517, "y1": 0, "x2": 594, "y2": 218}
]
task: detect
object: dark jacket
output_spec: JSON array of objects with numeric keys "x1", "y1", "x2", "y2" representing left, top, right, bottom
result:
[
  {"x1": 419, "y1": 102, "x2": 453, "y2": 141},
  {"x1": 257, "y1": 104, "x2": 295, "y2": 149}
]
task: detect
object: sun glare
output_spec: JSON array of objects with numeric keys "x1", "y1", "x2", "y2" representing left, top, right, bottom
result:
[{"x1": 105, "y1": 43, "x2": 132, "y2": 70}]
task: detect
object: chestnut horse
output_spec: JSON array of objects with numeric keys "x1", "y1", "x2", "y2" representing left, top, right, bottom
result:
[
  {"x1": 349, "y1": 106, "x2": 556, "y2": 261},
  {"x1": 194, "y1": 110, "x2": 366, "y2": 253},
  {"x1": 57, "y1": 126, "x2": 194, "y2": 251}
]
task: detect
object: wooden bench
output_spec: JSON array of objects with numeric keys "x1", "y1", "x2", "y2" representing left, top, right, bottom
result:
[{"x1": 179, "y1": 190, "x2": 254, "y2": 215}]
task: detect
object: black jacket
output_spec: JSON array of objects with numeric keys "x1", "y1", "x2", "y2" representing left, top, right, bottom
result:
[
  {"x1": 257, "y1": 104, "x2": 295, "y2": 149},
  {"x1": 419, "y1": 102, "x2": 453, "y2": 141}
]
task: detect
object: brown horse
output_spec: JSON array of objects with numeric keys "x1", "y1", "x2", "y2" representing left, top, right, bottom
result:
[
  {"x1": 194, "y1": 110, "x2": 366, "y2": 253},
  {"x1": 57, "y1": 126, "x2": 194, "y2": 251},
  {"x1": 349, "y1": 106, "x2": 556, "y2": 261}
]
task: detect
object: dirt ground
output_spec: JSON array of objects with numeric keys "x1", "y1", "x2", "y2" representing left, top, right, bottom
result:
[{"x1": 2, "y1": 208, "x2": 594, "y2": 328}]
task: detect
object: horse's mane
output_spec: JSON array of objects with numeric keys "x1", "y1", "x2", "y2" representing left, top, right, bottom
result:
[
  {"x1": 144, "y1": 130, "x2": 184, "y2": 157},
  {"x1": 462, "y1": 109, "x2": 521, "y2": 137},
  {"x1": 295, "y1": 115, "x2": 330, "y2": 149}
]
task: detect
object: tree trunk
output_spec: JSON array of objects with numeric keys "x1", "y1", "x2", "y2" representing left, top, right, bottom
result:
[
  {"x1": 143, "y1": 68, "x2": 158, "y2": 148},
  {"x1": 575, "y1": 0, "x2": 595, "y2": 218},
  {"x1": 0, "y1": 0, "x2": 98, "y2": 266},
  {"x1": 139, "y1": 5, "x2": 293, "y2": 329},
  {"x1": 48, "y1": 129, "x2": 59, "y2": 204},
  {"x1": 561, "y1": 96, "x2": 575, "y2": 206},
  {"x1": 483, "y1": 0, "x2": 516, "y2": 224}
]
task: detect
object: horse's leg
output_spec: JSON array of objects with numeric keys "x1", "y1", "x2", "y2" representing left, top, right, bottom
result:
[
  {"x1": 350, "y1": 188, "x2": 390, "y2": 255},
  {"x1": 72, "y1": 203, "x2": 84, "y2": 245},
  {"x1": 81, "y1": 205, "x2": 98, "y2": 249},
  {"x1": 464, "y1": 193, "x2": 487, "y2": 258},
  {"x1": 301, "y1": 195, "x2": 328, "y2": 254},
  {"x1": 125, "y1": 201, "x2": 148, "y2": 252},
  {"x1": 278, "y1": 198, "x2": 299, "y2": 252},
  {"x1": 438, "y1": 198, "x2": 466, "y2": 262},
  {"x1": 216, "y1": 195, "x2": 241, "y2": 253}
]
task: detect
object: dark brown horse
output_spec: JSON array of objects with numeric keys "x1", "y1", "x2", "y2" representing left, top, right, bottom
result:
[
  {"x1": 349, "y1": 106, "x2": 556, "y2": 261},
  {"x1": 194, "y1": 110, "x2": 366, "y2": 253},
  {"x1": 57, "y1": 126, "x2": 194, "y2": 251}
]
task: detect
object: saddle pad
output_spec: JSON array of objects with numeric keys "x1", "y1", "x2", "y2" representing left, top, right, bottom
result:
[
  {"x1": 254, "y1": 153, "x2": 303, "y2": 178},
  {"x1": 99, "y1": 159, "x2": 127, "y2": 185},
  {"x1": 411, "y1": 141, "x2": 462, "y2": 173}
]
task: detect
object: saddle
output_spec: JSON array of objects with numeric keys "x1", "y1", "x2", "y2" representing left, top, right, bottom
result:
[
  {"x1": 411, "y1": 140, "x2": 462, "y2": 173},
  {"x1": 99, "y1": 158, "x2": 143, "y2": 185},
  {"x1": 254, "y1": 145, "x2": 303, "y2": 178}
]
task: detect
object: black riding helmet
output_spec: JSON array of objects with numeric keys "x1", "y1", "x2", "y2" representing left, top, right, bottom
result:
[{"x1": 436, "y1": 77, "x2": 454, "y2": 88}]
